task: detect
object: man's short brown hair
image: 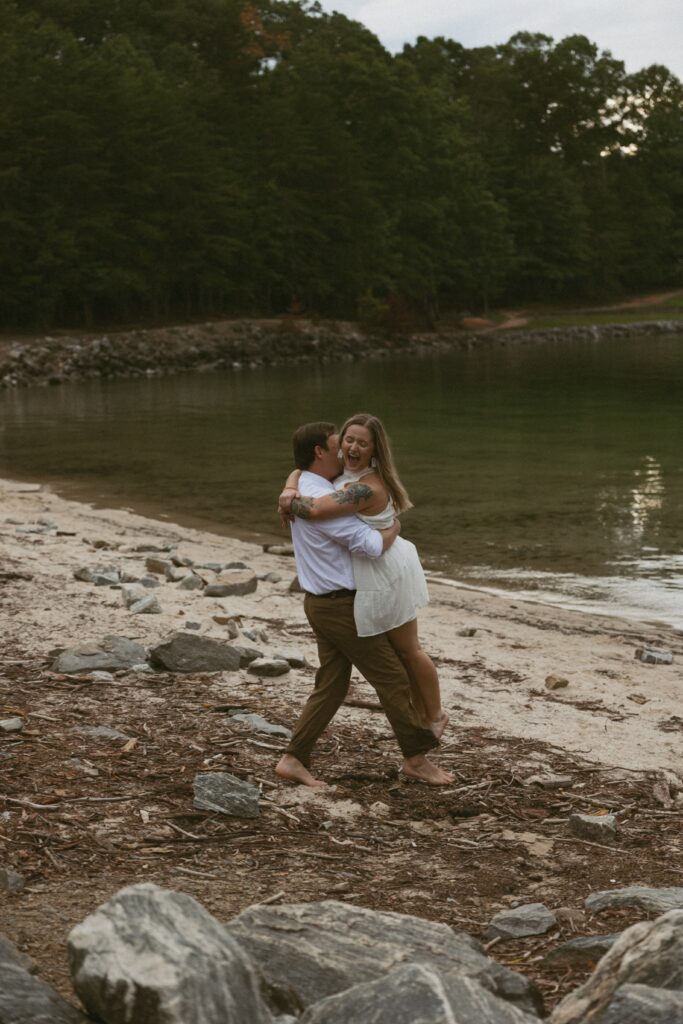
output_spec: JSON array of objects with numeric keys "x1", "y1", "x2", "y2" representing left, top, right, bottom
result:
[{"x1": 292, "y1": 422, "x2": 337, "y2": 470}]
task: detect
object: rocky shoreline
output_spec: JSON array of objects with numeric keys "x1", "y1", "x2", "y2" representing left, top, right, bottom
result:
[{"x1": 1, "y1": 317, "x2": 681, "y2": 389}]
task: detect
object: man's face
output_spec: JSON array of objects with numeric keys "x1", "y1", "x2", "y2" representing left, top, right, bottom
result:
[{"x1": 320, "y1": 432, "x2": 340, "y2": 478}]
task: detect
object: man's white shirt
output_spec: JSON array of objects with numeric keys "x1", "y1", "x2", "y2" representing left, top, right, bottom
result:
[{"x1": 291, "y1": 471, "x2": 383, "y2": 594}]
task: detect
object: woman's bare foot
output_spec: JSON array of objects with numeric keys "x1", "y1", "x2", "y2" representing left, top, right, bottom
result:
[
  {"x1": 429, "y1": 710, "x2": 449, "y2": 740},
  {"x1": 401, "y1": 755, "x2": 453, "y2": 786},
  {"x1": 275, "y1": 754, "x2": 326, "y2": 788}
]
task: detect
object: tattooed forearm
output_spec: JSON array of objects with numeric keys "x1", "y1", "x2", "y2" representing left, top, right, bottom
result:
[
  {"x1": 290, "y1": 496, "x2": 315, "y2": 519},
  {"x1": 333, "y1": 483, "x2": 373, "y2": 506}
]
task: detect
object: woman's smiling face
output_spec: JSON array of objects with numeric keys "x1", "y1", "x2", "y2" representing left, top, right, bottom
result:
[{"x1": 341, "y1": 424, "x2": 374, "y2": 472}]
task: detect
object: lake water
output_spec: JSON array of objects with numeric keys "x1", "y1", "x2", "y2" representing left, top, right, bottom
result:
[{"x1": 1, "y1": 334, "x2": 682, "y2": 627}]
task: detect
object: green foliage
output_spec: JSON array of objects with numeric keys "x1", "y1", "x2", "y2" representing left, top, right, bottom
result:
[{"x1": 0, "y1": 0, "x2": 681, "y2": 328}]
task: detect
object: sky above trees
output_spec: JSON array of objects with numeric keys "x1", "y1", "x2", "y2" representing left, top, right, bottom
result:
[{"x1": 317, "y1": 0, "x2": 683, "y2": 77}]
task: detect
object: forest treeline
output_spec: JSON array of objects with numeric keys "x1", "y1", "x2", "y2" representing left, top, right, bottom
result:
[{"x1": 1, "y1": 0, "x2": 682, "y2": 329}]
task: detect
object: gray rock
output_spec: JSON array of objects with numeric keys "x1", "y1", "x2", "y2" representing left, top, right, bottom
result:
[
  {"x1": 121, "y1": 584, "x2": 145, "y2": 608},
  {"x1": 635, "y1": 646, "x2": 673, "y2": 665},
  {"x1": 196, "y1": 562, "x2": 225, "y2": 572},
  {"x1": 129, "y1": 594, "x2": 162, "y2": 615},
  {"x1": 74, "y1": 564, "x2": 120, "y2": 586},
  {"x1": 272, "y1": 649, "x2": 308, "y2": 668},
  {"x1": 149, "y1": 634, "x2": 241, "y2": 673},
  {"x1": 231, "y1": 713, "x2": 292, "y2": 739},
  {"x1": 544, "y1": 934, "x2": 619, "y2": 967},
  {"x1": 52, "y1": 636, "x2": 147, "y2": 674},
  {"x1": 193, "y1": 773, "x2": 260, "y2": 818},
  {"x1": 247, "y1": 658, "x2": 290, "y2": 677},
  {"x1": 486, "y1": 904, "x2": 557, "y2": 940},
  {"x1": 586, "y1": 886, "x2": 683, "y2": 915},
  {"x1": 145, "y1": 556, "x2": 172, "y2": 575},
  {"x1": 262, "y1": 572, "x2": 283, "y2": 583},
  {"x1": 165, "y1": 565, "x2": 190, "y2": 582},
  {"x1": 140, "y1": 576, "x2": 161, "y2": 588},
  {"x1": 263, "y1": 543, "x2": 294, "y2": 556},
  {"x1": 569, "y1": 813, "x2": 617, "y2": 841},
  {"x1": 224, "y1": 561, "x2": 250, "y2": 570},
  {"x1": 185, "y1": 621, "x2": 201, "y2": 630},
  {"x1": 0, "y1": 718, "x2": 23, "y2": 733},
  {"x1": 171, "y1": 554, "x2": 194, "y2": 568},
  {"x1": 178, "y1": 573, "x2": 204, "y2": 591},
  {"x1": 457, "y1": 627, "x2": 477, "y2": 637},
  {"x1": 0, "y1": 932, "x2": 37, "y2": 973},
  {"x1": 550, "y1": 909, "x2": 683, "y2": 1024},
  {"x1": 226, "y1": 901, "x2": 543, "y2": 1017},
  {"x1": 133, "y1": 543, "x2": 174, "y2": 553},
  {"x1": 300, "y1": 963, "x2": 536, "y2": 1024},
  {"x1": 0, "y1": 935, "x2": 89, "y2": 1022},
  {"x1": 598, "y1": 984, "x2": 683, "y2": 1023},
  {"x1": 68, "y1": 883, "x2": 272, "y2": 1024},
  {"x1": 76, "y1": 725, "x2": 130, "y2": 741},
  {"x1": 204, "y1": 569, "x2": 258, "y2": 598},
  {"x1": 0, "y1": 868, "x2": 25, "y2": 894},
  {"x1": 289, "y1": 575, "x2": 304, "y2": 593},
  {"x1": 231, "y1": 645, "x2": 264, "y2": 667}
]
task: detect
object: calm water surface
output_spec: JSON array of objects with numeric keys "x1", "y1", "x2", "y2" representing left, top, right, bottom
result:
[{"x1": 1, "y1": 335, "x2": 682, "y2": 626}]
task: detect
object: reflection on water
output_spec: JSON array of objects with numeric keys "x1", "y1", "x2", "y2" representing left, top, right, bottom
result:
[{"x1": 1, "y1": 334, "x2": 682, "y2": 626}]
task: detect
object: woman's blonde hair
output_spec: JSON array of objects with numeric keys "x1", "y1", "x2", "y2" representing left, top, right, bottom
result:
[{"x1": 340, "y1": 413, "x2": 413, "y2": 513}]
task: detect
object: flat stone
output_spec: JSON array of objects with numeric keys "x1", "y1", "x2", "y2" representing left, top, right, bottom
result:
[
  {"x1": 272, "y1": 649, "x2": 308, "y2": 668},
  {"x1": 196, "y1": 562, "x2": 225, "y2": 572},
  {"x1": 140, "y1": 576, "x2": 161, "y2": 588},
  {"x1": 598, "y1": 984, "x2": 683, "y2": 1023},
  {"x1": 549, "y1": 909, "x2": 683, "y2": 1024},
  {"x1": 185, "y1": 622, "x2": 201, "y2": 630},
  {"x1": 0, "y1": 718, "x2": 23, "y2": 733},
  {"x1": 68, "y1": 883, "x2": 271, "y2": 1024},
  {"x1": 585, "y1": 886, "x2": 683, "y2": 915},
  {"x1": 74, "y1": 564, "x2": 120, "y2": 586},
  {"x1": 457, "y1": 627, "x2": 477, "y2": 637},
  {"x1": 226, "y1": 901, "x2": 543, "y2": 1017},
  {"x1": 486, "y1": 903, "x2": 557, "y2": 940},
  {"x1": 261, "y1": 572, "x2": 283, "y2": 583},
  {"x1": 635, "y1": 646, "x2": 673, "y2": 665},
  {"x1": 0, "y1": 868, "x2": 25, "y2": 894},
  {"x1": 149, "y1": 634, "x2": 241, "y2": 673},
  {"x1": 231, "y1": 645, "x2": 264, "y2": 667},
  {"x1": 204, "y1": 570, "x2": 258, "y2": 598},
  {"x1": 129, "y1": 594, "x2": 162, "y2": 615},
  {"x1": 145, "y1": 556, "x2": 172, "y2": 575},
  {"x1": 300, "y1": 963, "x2": 536, "y2": 1024},
  {"x1": 76, "y1": 725, "x2": 130, "y2": 741},
  {"x1": 52, "y1": 636, "x2": 148, "y2": 674},
  {"x1": 569, "y1": 814, "x2": 617, "y2": 841},
  {"x1": 263, "y1": 543, "x2": 294, "y2": 556},
  {"x1": 224, "y1": 561, "x2": 250, "y2": 570},
  {"x1": 193, "y1": 773, "x2": 260, "y2": 817},
  {"x1": 0, "y1": 936, "x2": 89, "y2": 1022},
  {"x1": 247, "y1": 658, "x2": 290, "y2": 677},
  {"x1": 544, "y1": 934, "x2": 619, "y2": 967},
  {"x1": 171, "y1": 554, "x2": 194, "y2": 567},
  {"x1": 178, "y1": 574, "x2": 204, "y2": 591},
  {"x1": 231, "y1": 713, "x2": 292, "y2": 739}
]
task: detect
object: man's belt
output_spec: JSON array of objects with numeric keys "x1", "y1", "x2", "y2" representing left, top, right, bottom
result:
[{"x1": 308, "y1": 588, "x2": 356, "y2": 598}]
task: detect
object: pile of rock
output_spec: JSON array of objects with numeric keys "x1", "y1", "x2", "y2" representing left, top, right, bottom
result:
[
  {"x1": 5, "y1": 883, "x2": 683, "y2": 1023},
  {"x1": 3, "y1": 318, "x2": 682, "y2": 390}
]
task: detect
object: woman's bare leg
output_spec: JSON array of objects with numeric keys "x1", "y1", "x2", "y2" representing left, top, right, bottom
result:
[{"x1": 387, "y1": 619, "x2": 448, "y2": 739}]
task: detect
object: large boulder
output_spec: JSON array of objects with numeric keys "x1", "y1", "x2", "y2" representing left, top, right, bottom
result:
[
  {"x1": 149, "y1": 634, "x2": 241, "y2": 672},
  {"x1": 586, "y1": 886, "x2": 683, "y2": 915},
  {"x1": 226, "y1": 901, "x2": 543, "y2": 1017},
  {"x1": 597, "y1": 984, "x2": 683, "y2": 1022},
  {"x1": 52, "y1": 636, "x2": 147, "y2": 674},
  {"x1": 550, "y1": 909, "x2": 683, "y2": 1023},
  {"x1": 68, "y1": 883, "x2": 272, "y2": 1024},
  {"x1": 0, "y1": 932, "x2": 89, "y2": 1023},
  {"x1": 300, "y1": 963, "x2": 536, "y2": 1024}
]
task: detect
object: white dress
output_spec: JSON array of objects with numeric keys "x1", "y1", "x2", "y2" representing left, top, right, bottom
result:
[{"x1": 334, "y1": 468, "x2": 430, "y2": 637}]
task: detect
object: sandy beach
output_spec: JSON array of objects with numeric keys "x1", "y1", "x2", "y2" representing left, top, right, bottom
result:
[
  {"x1": 1, "y1": 474, "x2": 682, "y2": 1013},
  {"x1": 2, "y1": 476, "x2": 680, "y2": 774}
]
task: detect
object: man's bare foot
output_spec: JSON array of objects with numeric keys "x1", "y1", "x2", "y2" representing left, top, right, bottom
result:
[
  {"x1": 401, "y1": 755, "x2": 453, "y2": 786},
  {"x1": 429, "y1": 710, "x2": 449, "y2": 740},
  {"x1": 276, "y1": 754, "x2": 326, "y2": 788}
]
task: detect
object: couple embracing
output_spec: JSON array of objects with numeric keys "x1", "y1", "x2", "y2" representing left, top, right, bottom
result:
[{"x1": 276, "y1": 413, "x2": 452, "y2": 788}]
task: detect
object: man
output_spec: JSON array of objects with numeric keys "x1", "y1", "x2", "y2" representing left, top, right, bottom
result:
[{"x1": 275, "y1": 421, "x2": 452, "y2": 787}]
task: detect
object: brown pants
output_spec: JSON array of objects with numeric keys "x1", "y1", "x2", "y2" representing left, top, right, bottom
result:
[{"x1": 286, "y1": 592, "x2": 438, "y2": 767}]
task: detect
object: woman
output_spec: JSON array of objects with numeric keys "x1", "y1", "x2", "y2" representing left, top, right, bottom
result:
[{"x1": 279, "y1": 412, "x2": 448, "y2": 739}]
